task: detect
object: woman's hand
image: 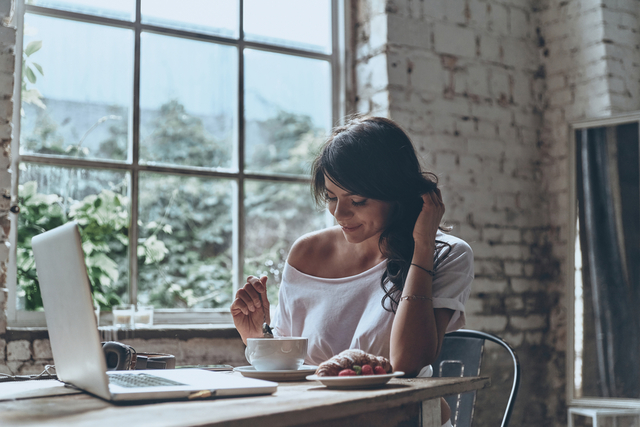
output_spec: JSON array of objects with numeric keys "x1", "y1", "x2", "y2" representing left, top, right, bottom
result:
[
  {"x1": 413, "y1": 188, "x2": 445, "y2": 245},
  {"x1": 230, "y1": 275, "x2": 270, "y2": 344}
]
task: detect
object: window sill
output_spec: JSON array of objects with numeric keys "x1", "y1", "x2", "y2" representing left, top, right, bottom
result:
[
  {"x1": 8, "y1": 309, "x2": 234, "y2": 328},
  {"x1": 4, "y1": 324, "x2": 241, "y2": 341}
]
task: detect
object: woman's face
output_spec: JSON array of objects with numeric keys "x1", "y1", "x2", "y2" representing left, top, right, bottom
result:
[{"x1": 324, "y1": 175, "x2": 393, "y2": 245}]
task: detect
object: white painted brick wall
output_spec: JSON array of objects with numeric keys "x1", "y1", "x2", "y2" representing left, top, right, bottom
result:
[
  {"x1": 488, "y1": 3, "x2": 509, "y2": 36},
  {"x1": 0, "y1": 333, "x2": 247, "y2": 375},
  {"x1": 442, "y1": 0, "x2": 467, "y2": 25},
  {"x1": 387, "y1": 14, "x2": 431, "y2": 48},
  {"x1": 0, "y1": 0, "x2": 13, "y2": 342},
  {"x1": 433, "y1": 23, "x2": 476, "y2": 58},
  {"x1": 7, "y1": 340, "x2": 30, "y2": 361},
  {"x1": 352, "y1": 0, "x2": 581, "y2": 423},
  {"x1": 33, "y1": 339, "x2": 53, "y2": 360},
  {"x1": 509, "y1": 7, "x2": 530, "y2": 38}
]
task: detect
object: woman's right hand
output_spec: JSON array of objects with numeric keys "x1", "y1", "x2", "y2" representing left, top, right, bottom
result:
[{"x1": 230, "y1": 275, "x2": 270, "y2": 344}]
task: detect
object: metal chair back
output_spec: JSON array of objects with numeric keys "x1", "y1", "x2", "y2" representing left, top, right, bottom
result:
[{"x1": 433, "y1": 329, "x2": 521, "y2": 427}]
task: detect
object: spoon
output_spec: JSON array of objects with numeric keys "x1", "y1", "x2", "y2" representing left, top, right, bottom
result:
[
  {"x1": 259, "y1": 294, "x2": 273, "y2": 338},
  {"x1": 262, "y1": 322, "x2": 274, "y2": 338}
]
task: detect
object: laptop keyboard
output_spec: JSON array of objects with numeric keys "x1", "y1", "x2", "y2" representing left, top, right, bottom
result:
[{"x1": 108, "y1": 372, "x2": 187, "y2": 388}]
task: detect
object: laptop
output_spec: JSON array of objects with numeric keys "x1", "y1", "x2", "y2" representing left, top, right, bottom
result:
[{"x1": 31, "y1": 221, "x2": 277, "y2": 402}]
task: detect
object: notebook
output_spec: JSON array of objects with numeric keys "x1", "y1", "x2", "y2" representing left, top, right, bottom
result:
[{"x1": 31, "y1": 221, "x2": 277, "y2": 402}]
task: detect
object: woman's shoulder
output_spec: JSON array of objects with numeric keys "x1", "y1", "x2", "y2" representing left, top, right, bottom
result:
[
  {"x1": 436, "y1": 230, "x2": 472, "y2": 254},
  {"x1": 287, "y1": 226, "x2": 342, "y2": 269},
  {"x1": 435, "y1": 230, "x2": 474, "y2": 270}
]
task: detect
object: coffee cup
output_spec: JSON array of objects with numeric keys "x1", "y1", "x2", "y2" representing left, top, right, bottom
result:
[{"x1": 245, "y1": 337, "x2": 308, "y2": 371}]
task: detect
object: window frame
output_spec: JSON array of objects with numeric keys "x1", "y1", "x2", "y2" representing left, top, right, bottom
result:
[
  {"x1": 8, "y1": 0, "x2": 348, "y2": 327},
  {"x1": 567, "y1": 111, "x2": 640, "y2": 409}
]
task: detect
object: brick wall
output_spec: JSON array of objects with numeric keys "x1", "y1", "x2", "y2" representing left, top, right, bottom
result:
[
  {"x1": 1, "y1": 328, "x2": 247, "y2": 375},
  {"x1": 0, "y1": 0, "x2": 15, "y2": 362},
  {"x1": 351, "y1": 0, "x2": 638, "y2": 425},
  {"x1": 351, "y1": 0, "x2": 640, "y2": 425}
]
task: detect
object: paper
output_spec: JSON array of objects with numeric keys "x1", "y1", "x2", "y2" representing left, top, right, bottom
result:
[{"x1": 0, "y1": 379, "x2": 82, "y2": 401}]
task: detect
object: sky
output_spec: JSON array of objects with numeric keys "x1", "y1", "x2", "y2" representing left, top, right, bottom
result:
[{"x1": 24, "y1": 0, "x2": 332, "y2": 129}]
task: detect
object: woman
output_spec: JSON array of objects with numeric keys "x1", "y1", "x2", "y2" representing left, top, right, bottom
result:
[{"x1": 231, "y1": 116, "x2": 473, "y2": 427}]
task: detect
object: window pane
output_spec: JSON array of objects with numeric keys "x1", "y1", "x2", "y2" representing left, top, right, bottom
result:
[
  {"x1": 138, "y1": 173, "x2": 235, "y2": 309},
  {"x1": 28, "y1": 0, "x2": 134, "y2": 21},
  {"x1": 21, "y1": 14, "x2": 133, "y2": 161},
  {"x1": 17, "y1": 163, "x2": 129, "y2": 311},
  {"x1": 244, "y1": 49, "x2": 330, "y2": 175},
  {"x1": 140, "y1": 33, "x2": 237, "y2": 169},
  {"x1": 141, "y1": 0, "x2": 238, "y2": 38},
  {"x1": 244, "y1": 0, "x2": 331, "y2": 53},
  {"x1": 244, "y1": 180, "x2": 327, "y2": 304}
]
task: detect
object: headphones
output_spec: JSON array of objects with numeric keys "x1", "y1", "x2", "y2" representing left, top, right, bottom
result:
[
  {"x1": 102, "y1": 341, "x2": 137, "y2": 370},
  {"x1": 101, "y1": 342, "x2": 176, "y2": 370}
]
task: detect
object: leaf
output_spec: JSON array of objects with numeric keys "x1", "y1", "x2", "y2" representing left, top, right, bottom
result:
[
  {"x1": 115, "y1": 233, "x2": 129, "y2": 246},
  {"x1": 86, "y1": 252, "x2": 119, "y2": 282},
  {"x1": 139, "y1": 234, "x2": 168, "y2": 264},
  {"x1": 93, "y1": 293, "x2": 109, "y2": 308},
  {"x1": 82, "y1": 240, "x2": 96, "y2": 256},
  {"x1": 24, "y1": 40, "x2": 42, "y2": 56},
  {"x1": 32, "y1": 62, "x2": 44, "y2": 76},
  {"x1": 25, "y1": 67, "x2": 36, "y2": 84},
  {"x1": 99, "y1": 274, "x2": 111, "y2": 288},
  {"x1": 20, "y1": 181, "x2": 38, "y2": 198},
  {"x1": 22, "y1": 88, "x2": 46, "y2": 109}
]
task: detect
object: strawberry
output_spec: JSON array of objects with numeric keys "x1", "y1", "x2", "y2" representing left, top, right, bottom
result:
[
  {"x1": 361, "y1": 364, "x2": 374, "y2": 375},
  {"x1": 374, "y1": 366, "x2": 386, "y2": 375},
  {"x1": 338, "y1": 369, "x2": 356, "y2": 376}
]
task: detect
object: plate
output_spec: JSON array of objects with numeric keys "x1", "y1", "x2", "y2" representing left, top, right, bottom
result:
[
  {"x1": 305, "y1": 372, "x2": 405, "y2": 389},
  {"x1": 233, "y1": 365, "x2": 318, "y2": 382}
]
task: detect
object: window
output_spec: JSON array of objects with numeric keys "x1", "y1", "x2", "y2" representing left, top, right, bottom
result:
[{"x1": 9, "y1": 0, "x2": 345, "y2": 326}]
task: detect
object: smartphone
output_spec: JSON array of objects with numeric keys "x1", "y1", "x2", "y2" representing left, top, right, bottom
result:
[{"x1": 176, "y1": 364, "x2": 234, "y2": 371}]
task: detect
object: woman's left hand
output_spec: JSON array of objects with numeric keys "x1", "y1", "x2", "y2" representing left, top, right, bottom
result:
[{"x1": 412, "y1": 189, "x2": 445, "y2": 245}]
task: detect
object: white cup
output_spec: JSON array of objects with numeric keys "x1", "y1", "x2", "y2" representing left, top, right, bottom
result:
[{"x1": 245, "y1": 337, "x2": 308, "y2": 371}]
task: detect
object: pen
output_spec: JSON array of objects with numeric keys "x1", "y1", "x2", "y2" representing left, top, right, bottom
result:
[{"x1": 188, "y1": 390, "x2": 214, "y2": 400}]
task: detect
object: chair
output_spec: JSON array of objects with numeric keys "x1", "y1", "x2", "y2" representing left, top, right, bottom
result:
[{"x1": 432, "y1": 329, "x2": 521, "y2": 427}]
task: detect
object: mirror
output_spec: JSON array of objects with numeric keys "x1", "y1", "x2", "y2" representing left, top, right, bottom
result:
[{"x1": 573, "y1": 121, "x2": 640, "y2": 399}]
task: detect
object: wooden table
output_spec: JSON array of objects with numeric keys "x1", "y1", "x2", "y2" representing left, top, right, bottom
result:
[{"x1": 0, "y1": 375, "x2": 490, "y2": 427}]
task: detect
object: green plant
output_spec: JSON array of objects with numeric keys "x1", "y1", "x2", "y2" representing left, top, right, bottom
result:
[
  {"x1": 16, "y1": 181, "x2": 64, "y2": 310},
  {"x1": 17, "y1": 181, "x2": 169, "y2": 310},
  {"x1": 18, "y1": 94, "x2": 326, "y2": 311}
]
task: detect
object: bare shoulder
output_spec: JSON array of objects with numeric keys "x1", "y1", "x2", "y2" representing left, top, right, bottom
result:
[{"x1": 287, "y1": 226, "x2": 342, "y2": 272}]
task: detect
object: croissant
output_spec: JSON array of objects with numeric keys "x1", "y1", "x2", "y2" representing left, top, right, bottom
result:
[{"x1": 316, "y1": 349, "x2": 393, "y2": 377}]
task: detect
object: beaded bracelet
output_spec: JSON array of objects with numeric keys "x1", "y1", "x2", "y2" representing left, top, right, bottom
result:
[
  {"x1": 400, "y1": 295, "x2": 433, "y2": 302},
  {"x1": 410, "y1": 263, "x2": 435, "y2": 276}
]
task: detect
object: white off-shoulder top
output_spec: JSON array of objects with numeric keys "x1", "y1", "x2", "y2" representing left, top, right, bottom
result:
[{"x1": 272, "y1": 231, "x2": 474, "y2": 376}]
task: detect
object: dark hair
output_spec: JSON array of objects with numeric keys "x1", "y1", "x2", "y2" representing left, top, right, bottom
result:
[{"x1": 311, "y1": 115, "x2": 450, "y2": 313}]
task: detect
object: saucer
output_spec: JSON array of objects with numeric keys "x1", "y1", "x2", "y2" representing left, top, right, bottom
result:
[
  {"x1": 306, "y1": 371, "x2": 404, "y2": 389},
  {"x1": 233, "y1": 365, "x2": 318, "y2": 382}
]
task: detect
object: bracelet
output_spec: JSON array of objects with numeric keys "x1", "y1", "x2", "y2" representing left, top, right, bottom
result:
[
  {"x1": 410, "y1": 263, "x2": 435, "y2": 276},
  {"x1": 400, "y1": 295, "x2": 433, "y2": 302}
]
